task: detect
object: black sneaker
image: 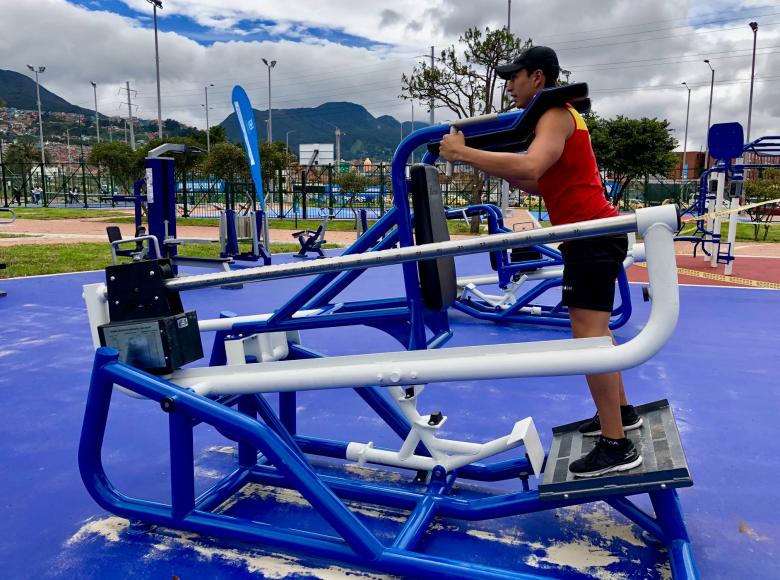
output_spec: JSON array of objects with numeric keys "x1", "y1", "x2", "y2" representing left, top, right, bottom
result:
[
  {"x1": 569, "y1": 436, "x2": 642, "y2": 477},
  {"x1": 577, "y1": 405, "x2": 643, "y2": 437}
]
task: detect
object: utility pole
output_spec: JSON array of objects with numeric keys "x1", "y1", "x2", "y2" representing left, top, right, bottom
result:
[
  {"x1": 90, "y1": 81, "x2": 100, "y2": 142},
  {"x1": 204, "y1": 83, "x2": 214, "y2": 151},
  {"x1": 410, "y1": 103, "x2": 415, "y2": 163},
  {"x1": 429, "y1": 45, "x2": 435, "y2": 125},
  {"x1": 125, "y1": 81, "x2": 136, "y2": 150},
  {"x1": 26, "y1": 65, "x2": 46, "y2": 165}
]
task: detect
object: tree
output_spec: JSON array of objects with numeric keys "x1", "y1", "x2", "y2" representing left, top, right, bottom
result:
[
  {"x1": 743, "y1": 168, "x2": 780, "y2": 240},
  {"x1": 587, "y1": 115, "x2": 678, "y2": 206},
  {"x1": 209, "y1": 125, "x2": 227, "y2": 146},
  {"x1": 202, "y1": 143, "x2": 249, "y2": 181},
  {"x1": 402, "y1": 27, "x2": 530, "y2": 232},
  {"x1": 134, "y1": 137, "x2": 206, "y2": 175},
  {"x1": 259, "y1": 141, "x2": 295, "y2": 184},
  {"x1": 403, "y1": 27, "x2": 529, "y2": 119},
  {"x1": 88, "y1": 142, "x2": 137, "y2": 192}
]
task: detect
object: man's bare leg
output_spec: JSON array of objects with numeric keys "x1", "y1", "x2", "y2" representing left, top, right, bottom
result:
[{"x1": 569, "y1": 306, "x2": 624, "y2": 440}]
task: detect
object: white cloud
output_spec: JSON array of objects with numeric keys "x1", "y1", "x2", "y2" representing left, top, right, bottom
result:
[{"x1": 0, "y1": 0, "x2": 778, "y2": 152}]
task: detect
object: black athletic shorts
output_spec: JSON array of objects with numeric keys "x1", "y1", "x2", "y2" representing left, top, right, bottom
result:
[{"x1": 558, "y1": 234, "x2": 628, "y2": 312}]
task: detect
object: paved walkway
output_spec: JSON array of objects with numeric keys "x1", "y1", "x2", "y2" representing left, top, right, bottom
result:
[{"x1": 2, "y1": 210, "x2": 778, "y2": 287}]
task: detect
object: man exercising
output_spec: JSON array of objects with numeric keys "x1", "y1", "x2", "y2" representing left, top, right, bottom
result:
[{"x1": 439, "y1": 46, "x2": 642, "y2": 477}]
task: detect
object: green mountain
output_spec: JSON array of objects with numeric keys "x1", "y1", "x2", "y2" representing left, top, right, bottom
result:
[
  {"x1": 220, "y1": 101, "x2": 428, "y2": 161},
  {"x1": 0, "y1": 69, "x2": 94, "y2": 116},
  {"x1": 0, "y1": 69, "x2": 429, "y2": 159}
]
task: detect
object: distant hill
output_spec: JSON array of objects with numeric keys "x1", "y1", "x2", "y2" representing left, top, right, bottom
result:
[
  {"x1": 0, "y1": 69, "x2": 429, "y2": 160},
  {"x1": 220, "y1": 101, "x2": 428, "y2": 161},
  {"x1": 0, "y1": 69, "x2": 94, "y2": 116}
]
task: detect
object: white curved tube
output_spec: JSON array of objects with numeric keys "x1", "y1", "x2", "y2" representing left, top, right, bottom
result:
[{"x1": 171, "y1": 212, "x2": 678, "y2": 397}]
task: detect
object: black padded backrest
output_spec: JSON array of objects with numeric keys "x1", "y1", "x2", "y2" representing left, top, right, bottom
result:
[
  {"x1": 410, "y1": 164, "x2": 457, "y2": 311},
  {"x1": 428, "y1": 83, "x2": 589, "y2": 157},
  {"x1": 106, "y1": 226, "x2": 122, "y2": 243}
]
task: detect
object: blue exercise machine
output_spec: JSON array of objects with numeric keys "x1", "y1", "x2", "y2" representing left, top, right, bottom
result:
[
  {"x1": 80, "y1": 83, "x2": 699, "y2": 579},
  {"x1": 678, "y1": 123, "x2": 780, "y2": 273},
  {"x1": 143, "y1": 143, "x2": 271, "y2": 270}
]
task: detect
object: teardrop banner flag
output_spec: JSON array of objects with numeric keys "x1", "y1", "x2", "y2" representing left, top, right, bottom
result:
[{"x1": 232, "y1": 85, "x2": 264, "y2": 210}]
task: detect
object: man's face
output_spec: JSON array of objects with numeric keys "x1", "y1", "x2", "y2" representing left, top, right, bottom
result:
[{"x1": 506, "y1": 68, "x2": 544, "y2": 108}]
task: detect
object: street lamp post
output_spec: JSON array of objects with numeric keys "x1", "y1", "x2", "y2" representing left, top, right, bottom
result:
[
  {"x1": 147, "y1": 0, "x2": 164, "y2": 139},
  {"x1": 703, "y1": 60, "x2": 715, "y2": 169},
  {"x1": 681, "y1": 81, "x2": 691, "y2": 180},
  {"x1": 90, "y1": 81, "x2": 100, "y2": 142},
  {"x1": 335, "y1": 128, "x2": 343, "y2": 169},
  {"x1": 285, "y1": 130, "x2": 295, "y2": 156},
  {"x1": 204, "y1": 83, "x2": 214, "y2": 151},
  {"x1": 261, "y1": 58, "x2": 277, "y2": 144},
  {"x1": 26, "y1": 65, "x2": 46, "y2": 165},
  {"x1": 747, "y1": 21, "x2": 758, "y2": 143}
]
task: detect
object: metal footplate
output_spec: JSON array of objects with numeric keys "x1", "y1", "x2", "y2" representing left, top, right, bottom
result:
[{"x1": 539, "y1": 399, "x2": 692, "y2": 501}]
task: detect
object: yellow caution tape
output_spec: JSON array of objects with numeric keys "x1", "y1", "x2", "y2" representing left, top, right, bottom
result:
[
  {"x1": 634, "y1": 262, "x2": 780, "y2": 290},
  {"x1": 683, "y1": 197, "x2": 780, "y2": 223}
]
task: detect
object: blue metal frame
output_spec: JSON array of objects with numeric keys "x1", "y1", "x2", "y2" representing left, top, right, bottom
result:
[
  {"x1": 81, "y1": 348, "x2": 699, "y2": 579},
  {"x1": 679, "y1": 134, "x2": 780, "y2": 262},
  {"x1": 145, "y1": 157, "x2": 271, "y2": 266},
  {"x1": 80, "y1": 95, "x2": 698, "y2": 578},
  {"x1": 439, "y1": 201, "x2": 633, "y2": 329}
]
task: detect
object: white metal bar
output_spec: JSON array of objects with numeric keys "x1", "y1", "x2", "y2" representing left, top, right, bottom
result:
[
  {"x1": 168, "y1": 207, "x2": 678, "y2": 396},
  {"x1": 167, "y1": 208, "x2": 676, "y2": 293}
]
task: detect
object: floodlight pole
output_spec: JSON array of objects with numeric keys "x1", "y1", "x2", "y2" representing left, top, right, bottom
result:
[
  {"x1": 90, "y1": 81, "x2": 100, "y2": 142},
  {"x1": 681, "y1": 82, "x2": 691, "y2": 180},
  {"x1": 703, "y1": 60, "x2": 714, "y2": 170},
  {"x1": 147, "y1": 0, "x2": 164, "y2": 139},
  {"x1": 262, "y1": 58, "x2": 277, "y2": 144},
  {"x1": 27, "y1": 65, "x2": 46, "y2": 165},
  {"x1": 746, "y1": 21, "x2": 758, "y2": 143}
]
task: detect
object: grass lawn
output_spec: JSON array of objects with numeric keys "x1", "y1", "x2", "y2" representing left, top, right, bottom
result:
[
  {"x1": 678, "y1": 220, "x2": 780, "y2": 243},
  {"x1": 0, "y1": 241, "x2": 339, "y2": 278},
  {"x1": 3, "y1": 207, "x2": 129, "y2": 220}
]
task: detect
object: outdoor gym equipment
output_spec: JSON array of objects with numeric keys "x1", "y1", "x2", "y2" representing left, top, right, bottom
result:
[
  {"x1": 444, "y1": 203, "x2": 641, "y2": 329},
  {"x1": 80, "y1": 83, "x2": 698, "y2": 579},
  {"x1": 292, "y1": 207, "x2": 334, "y2": 258},
  {"x1": 143, "y1": 143, "x2": 271, "y2": 270},
  {"x1": 0, "y1": 207, "x2": 15, "y2": 297},
  {"x1": 679, "y1": 123, "x2": 780, "y2": 275}
]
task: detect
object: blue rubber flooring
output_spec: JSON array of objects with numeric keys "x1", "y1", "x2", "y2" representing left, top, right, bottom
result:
[{"x1": 0, "y1": 254, "x2": 777, "y2": 579}]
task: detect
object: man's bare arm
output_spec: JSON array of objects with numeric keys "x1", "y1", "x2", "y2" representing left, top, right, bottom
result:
[{"x1": 439, "y1": 107, "x2": 573, "y2": 183}]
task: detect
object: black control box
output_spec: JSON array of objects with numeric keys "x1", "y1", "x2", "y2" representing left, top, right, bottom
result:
[{"x1": 98, "y1": 311, "x2": 203, "y2": 375}]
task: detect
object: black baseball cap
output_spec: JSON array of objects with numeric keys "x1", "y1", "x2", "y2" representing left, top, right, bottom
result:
[{"x1": 496, "y1": 46, "x2": 560, "y2": 81}]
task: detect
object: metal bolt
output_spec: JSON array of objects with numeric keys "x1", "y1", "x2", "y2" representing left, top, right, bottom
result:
[
  {"x1": 564, "y1": 494, "x2": 569, "y2": 499},
  {"x1": 154, "y1": 296, "x2": 159, "y2": 300},
  {"x1": 110, "y1": 276, "x2": 116, "y2": 281},
  {"x1": 114, "y1": 301, "x2": 119, "y2": 305},
  {"x1": 149, "y1": 270, "x2": 155, "y2": 277}
]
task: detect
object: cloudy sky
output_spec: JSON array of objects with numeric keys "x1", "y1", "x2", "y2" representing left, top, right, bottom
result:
[{"x1": 1, "y1": 0, "x2": 778, "y2": 152}]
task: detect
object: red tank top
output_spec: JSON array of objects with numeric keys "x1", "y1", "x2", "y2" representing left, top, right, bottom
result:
[{"x1": 536, "y1": 105, "x2": 617, "y2": 225}]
